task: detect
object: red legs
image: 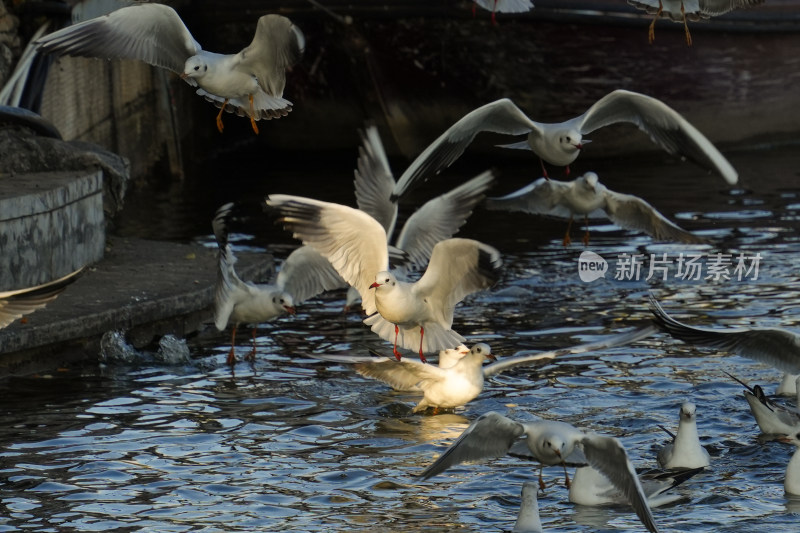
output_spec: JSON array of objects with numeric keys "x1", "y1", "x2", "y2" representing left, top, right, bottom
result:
[
  {"x1": 392, "y1": 324, "x2": 402, "y2": 361},
  {"x1": 681, "y1": 1, "x2": 693, "y2": 46},
  {"x1": 565, "y1": 165, "x2": 571, "y2": 176},
  {"x1": 226, "y1": 325, "x2": 238, "y2": 366},
  {"x1": 418, "y1": 326, "x2": 428, "y2": 364},
  {"x1": 244, "y1": 327, "x2": 258, "y2": 363},
  {"x1": 216, "y1": 99, "x2": 229, "y2": 133},
  {"x1": 491, "y1": 0, "x2": 498, "y2": 25},
  {"x1": 472, "y1": 1, "x2": 477, "y2": 17},
  {"x1": 540, "y1": 158, "x2": 550, "y2": 180},
  {"x1": 538, "y1": 465, "x2": 546, "y2": 490},
  {"x1": 562, "y1": 216, "x2": 573, "y2": 247},
  {"x1": 248, "y1": 94, "x2": 259, "y2": 134},
  {"x1": 560, "y1": 460, "x2": 571, "y2": 488},
  {"x1": 648, "y1": 0, "x2": 663, "y2": 43},
  {"x1": 582, "y1": 215, "x2": 590, "y2": 246}
]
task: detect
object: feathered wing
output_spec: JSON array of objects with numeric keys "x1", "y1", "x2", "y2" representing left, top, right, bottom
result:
[
  {"x1": 212, "y1": 203, "x2": 246, "y2": 330},
  {"x1": 236, "y1": 14, "x2": 305, "y2": 97},
  {"x1": 699, "y1": 0, "x2": 765, "y2": 16},
  {"x1": 483, "y1": 177, "x2": 576, "y2": 219},
  {"x1": 354, "y1": 359, "x2": 446, "y2": 392},
  {"x1": 649, "y1": 296, "x2": 800, "y2": 374},
  {"x1": 414, "y1": 239, "x2": 503, "y2": 325},
  {"x1": 391, "y1": 99, "x2": 541, "y2": 200},
  {"x1": 475, "y1": 0, "x2": 535, "y2": 13},
  {"x1": 35, "y1": 4, "x2": 200, "y2": 73},
  {"x1": 275, "y1": 245, "x2": 346, "y2": 305},
  {"x1": 266, "y1": 195, "x2": 389, "y2": 315},
  {"x1": 395, "y1": 171, "x2": 495, "y2": 271},
  {"x1": 483, "y1": 325, "x2": 657, "y2": 377},
  {"x1": 419, "y1": 412, "x2": 525, "y2": 480},
  {"x1": 576, "y1": 90, "x2": 737, "y2": 185},
  {"x1": 601, "y1": 188, "x2": 708, "y2": 244},
  {"x1": 0, "y1": 268, "x2": 83, "y2": 328},
  {"x1": 197, "y1": 89, "x2": 292, "y2": 120},
  {"x1": 353, "y1": 125, "x2": 398, "y2": 236},
  {"x1": 581, "y1": 435, "x2": 660, "y2": 533}
]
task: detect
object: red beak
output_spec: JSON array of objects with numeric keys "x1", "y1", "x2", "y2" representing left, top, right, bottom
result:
[
  {"x1": 180, "y1": 72, "x2": 188, "y2": 79},
  {"x1": 369, "y1": 282, "x2": 379, "y2": 289},
  {"x1": 486, "y1": 353, "x2": 497, "y2": 362},
  {"x1": 574, "y1": 143, "x2": 583, "y2": 150},
  {"x1": 284, "y1": 306, "x2": 296, "y2": 315}
]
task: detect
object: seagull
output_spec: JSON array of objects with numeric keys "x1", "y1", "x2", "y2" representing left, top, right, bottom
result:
[
  {"x1": 656, "y1": 402, "x2": 711, "y2": 469},
  {"x1": 389, "y1": 90, "x2": 737, "y2": 200},
  {"x1": 419, "y1": 411, "x2": 661, "y2": 533},
  {"x1": 308, "y1": 326, "x2": 657, "y2": 411},
  {"x1": 628, "y1": 0, "x2": 765, "y2": 46},
  {"x1": 0, "y1": 267, "x2": 83, "y2": 328},
  {"x1": 484, "y1": 172, "x2": 707, "y2": 246},
  {"x1": 513, "y1": 481, "x2": 544, "y2": 533},
  {"x1": 266, "y1": 192, "x2": 503, "y2": 363},
  {"x1": 473, "y1": 0, "x2": 534, "y2": 25},
  {"x1": 342, "y1": 125, "x2": 495, "y2": 310},
  {"x1": 778, "y1": 373, "x2": 800, "y2": 396},
  {"x1": 569, "y1": 465, "x2": 704, "y2": 508},
  {"x1": 778, "y1": 431, "x2": 800, "y2": 496},
  {"x1": 724, "y1": 372, "x2": 800, "y2": 437},
  {"x1": 212, "y1": 203, "x2": 343, "y2": 366},
  {"x1": 650, "y1": 295, "x2": 800, "y2": 374},
  {"x1": 35, "y1": 4, "x2": 304, "y2": 134}
]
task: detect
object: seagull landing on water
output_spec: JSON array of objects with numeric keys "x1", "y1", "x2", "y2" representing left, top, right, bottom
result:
[
  {"x1": 389, "y1": 90, "x2": 737, "y2": 201},
  {"x1": 266, "y1": 193, "x2": 503, "y2": 363},
  {"x1": 724, "y1": 372, "x2": 800, "y2": 438},
  {"x1": 36, "y1": 4, "x2": 304, "y2": 134},
  {"x1": 419, "y1": 411, "x2": 661, "y2": 533},
  {"x1": 485, "y1": 171, "x2": 708, "y2": 246},
  {"x1": 628, "y1": 0, "x2": 766, "y2": 46},
  {"x1": 656, "y1": 402, "x2": 711, "y2": 469},
  {"x1": 212, "y1": 204, "x2": 342, "y2": 366}
]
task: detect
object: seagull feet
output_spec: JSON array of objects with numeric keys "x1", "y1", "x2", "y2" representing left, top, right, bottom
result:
[
  {"x1": 564, "y1": 165, "x2": 571, "y2": 176},
  {"x1": 562, "y1": 233, "x2": 572, "y2": 247},
  {"x1": 216, "y1": 115, "x2": 225, "y2": 133},
  {"x1": 582, "y1": 231, "x2": 590, "y2": 247},
  {"x1": 418, "y1": 351, "x2": 428, "y2": 364},
  {"x1": 648, "y1": 23, "x2": 656, "y2": 44},
  {"x1": 683, "y1": 23, "x2": 693, "y2": 46},
  {"x1": 250, "y1": 116, "x2": 259, "y2": 135},
  {"x1": 226, "y1": 349, "x2": 236, "y2": 367},
  {"x1": 392, "y1": 347, "x2": 403, "y2": 361}
]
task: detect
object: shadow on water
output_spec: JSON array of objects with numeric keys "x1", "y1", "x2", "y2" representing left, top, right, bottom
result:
[{"x1": 2, "y1": 141, "x2": 800, "y2": 531}]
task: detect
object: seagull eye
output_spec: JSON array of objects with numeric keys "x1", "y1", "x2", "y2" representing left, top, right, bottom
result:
[
  {"x1": 203, "y1": 65, "x2": 207, "y2": 72},
  {"x1": 272, "y1": 297, "x2": 277, "y2": 303},
  {"x1": 194, "y1": 65, "x2": 200, "y2": 71},
  {"x1": 385, "y1": 278, "x2": 390, "y2": 283}
]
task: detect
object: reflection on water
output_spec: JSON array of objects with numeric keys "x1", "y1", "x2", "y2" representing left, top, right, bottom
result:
[{"x1": 2, "y1": 146, "x2": 800, "y2": 531}]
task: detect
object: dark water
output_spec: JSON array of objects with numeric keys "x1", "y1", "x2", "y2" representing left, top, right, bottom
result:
[{"x1": 3, "y1": 143, "x2": 800, "y2": 532}]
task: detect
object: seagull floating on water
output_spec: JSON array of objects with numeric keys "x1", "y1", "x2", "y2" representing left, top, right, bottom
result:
[
  {"x1": 212, "y1": 203, "x2": 342, "y2": 366},
  {"x1": 485, "y1": 171, "x2": 707, "y2": 246},
  {"x1": 36, "y1": 4, "x2": 304, "y2": 134},
  {"x1": 309, "y1": 326, "x2": 656, "y2": 412},
  {"x1": 390, "y1": 90, "x2": 737, "y2": 200},
  {"x1": 513, "y1": 481, "x2": 544, "y2": 533},
  {"x1": 0, "y1": 267, "x2": 83, "y2": 328},
  {"x1": 266, "y1": 193, "x2": 502, "y2": 363},
  {"x1": 724, "y1": 372, "x2": 800, "y2": 438},
  {"x1": 419, "y1": 411, "x2": 661, "y2": 533},
  {"x1": 778, "y1": 430, "x2": 800, "y2": 496},
  {"x1": 628, "y1": 0, "x2": 765, "y2": 46},
  {"x1": 778, "y1": 373, "x2": 800, "y2": 396},
  {"x1": 569, "y1": 464, "x2": 703, "y2": 508},
  {"x1": 656, "y1": 402, "x2": 711, "y2": 469},
  {"x1": 650, "y1": 295, "x2": 800, "y2": 374}
]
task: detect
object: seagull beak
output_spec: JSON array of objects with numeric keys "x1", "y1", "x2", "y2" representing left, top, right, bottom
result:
[
  {"x1": 284, "y1": 305, "x2": 296, "y2": 315},
  {"x1": 574, "y1": 143, "x2": 583, "y2": 150},
  {"x1": 778, "y1": 435, "x2": 793, "y2": 444},
  {"x1": 180, "y1": 72, "x2": 188, "y2": 79},
  {"x1": 369, "y1": 282, "x2": 379, "y2": 289},
  {"x1": 486, "y1": 352, "x2": 497, "y2": 362},
  {"x1": 553, "y1": 449, "x2": 562, "y2": 458}
]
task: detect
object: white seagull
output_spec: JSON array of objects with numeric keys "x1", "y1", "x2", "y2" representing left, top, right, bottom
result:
[
  {"x1": 513, "y1": 481, "x2": 544, "y2": 533},
  {"x1": 473, "y1": 0, "x2": 534, "y2": 25},
  {"x1": 419, "y1": 411, "x2": 661, "y2": 533},
  {"x1": 628, "y1": 0, "x2": 766, "y2": 46},
  {"x1": 569, "y1": 465, "x2": 704, "y2": 508},
  {"x1": 0, "y1": 267, "x2": 83, "y2": 328},
  {"x1": 35, "y1": 4, "x2": 304, "y2": 134},
  {"x1": 212, "y1": 203, "x2": 342, "y2": 365},
  {"x1": 778, "y1": 431, "x2": 800, "y2": 496},
  {"x1": 484, "y1": 171, "x2": 707, "y2": 246},
  {"x1": 308, "y1": 325, "x2": 655, "y2": 411},
  {"x1": 389, "y1": 90, "x2": 737, "y2": 200},
  {"x1": 650, "y1": 295, "x2": 800, "y2": 374},
  {"x1": 724, "y1": 372, "x2": 800, "y2": 437},
  {"x1": 266, "y1": 193, "x2": 503, "y2": 363},
  {"x1": 778, "y1": 373, "x2": 800, "y2": 396},
  {"x1": 656, "y1": 402, "x2": 711, "y2": 469}
]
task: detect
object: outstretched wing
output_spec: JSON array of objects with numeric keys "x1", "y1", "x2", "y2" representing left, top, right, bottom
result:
[
  {"x1": 276, "y1": 245, "x2": 346, "y2": 305},
  {"x1": 353, "y1": 125, "x2": 397, "y2": 236},
  {"x1": 484, "y1": 177, "x2": 576, "y2": 219},
  {"x1": 236, "y1": 14, "x2": 304, "y2": 97}
]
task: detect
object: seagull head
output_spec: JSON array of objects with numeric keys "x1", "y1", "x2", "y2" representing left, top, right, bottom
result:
[
  {"x1": 182, "y1": 56, "x2": 209, "y2": 80},
  {"x1": 679, "y1": 402, "x2": 697, "y2": 422},
  {"x1": 558, "y1": 130, "x2": 584, "y2": 153},
  {"x1": 469, "y1": 342, "x2": 496, "y2": 362},
  {"x1": 542, "y1": 435, "x2": 568, "y2": 462},
  {"x1": 577, "y1": 172, "x2": 599, "y2": 192},
  {"x1": 369, "y1": 271, "x2": 396, "y2": 290},
  {"x1": 274, "y1": 292, "x2": 296, "y2": 315}
]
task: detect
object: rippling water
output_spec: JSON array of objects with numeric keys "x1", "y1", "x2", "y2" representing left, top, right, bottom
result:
[{"x1": 2, "y1": 144, "x2": 800, "y2": 531}]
